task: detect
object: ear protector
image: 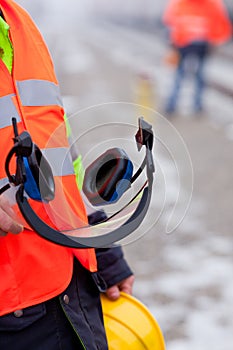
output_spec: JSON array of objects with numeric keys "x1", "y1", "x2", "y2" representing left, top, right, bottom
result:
[
  {"x1": 1, "y1": 117, "x2": 155, "y2": 249},
  {"x1": 2, "y1": 121, "x2": 55, "y2": 203},
  {"x1": 83, "y1": 147, "x2": 133, "y2": 206},
  {"x1": 23, "y1": 143, "x2": 55, "y2": 202}
]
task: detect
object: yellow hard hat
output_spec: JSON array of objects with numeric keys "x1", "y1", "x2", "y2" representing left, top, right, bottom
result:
[{"x1": 101, "y1": 292, "x2": 166, "y2": 350}]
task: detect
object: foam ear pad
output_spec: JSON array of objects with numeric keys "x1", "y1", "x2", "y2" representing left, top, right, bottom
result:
[
  {"x1": 24, "y1": 144, "x2": 55, "y2": 202},
  {"x1": 83, "y1": 148, "x2": 133, "y2": 206}
]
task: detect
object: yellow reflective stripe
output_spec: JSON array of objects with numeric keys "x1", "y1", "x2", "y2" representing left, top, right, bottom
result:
[
  {"x1": 0, "y1": 16, "x2": 13, "y2": 73},
  {"x1": 63, "y1": 113, "x2": 81, "y2": 182},
  {"x1": 17, "y1": 79, "x2": 63, "y2": 107},
  {"x1": 0, "y1": 178, "x2": 9, "y2": 188},
  {"x1": 0, "y1": 94, "x2": 21, "y2": 128},
  {"x1": 73, "y1": 155, "x2": 85, "y2": 190},
  {"x1": 64, "y1": 113, "x2": 71, "y2": 138},
  {"x1": 63, "y1": 113, "x2": 85, "y2": 189}
]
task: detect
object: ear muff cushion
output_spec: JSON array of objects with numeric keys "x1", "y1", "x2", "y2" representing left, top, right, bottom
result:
[
  {"x1": 83, "y1": 148, "x2": 133, "y2": 206},
  {"x1": 23, "y1": 157, "x2": 42, "y2": 201},
  {"x1": 25, "y1": 144, "x2": 55, "y2": 202}
]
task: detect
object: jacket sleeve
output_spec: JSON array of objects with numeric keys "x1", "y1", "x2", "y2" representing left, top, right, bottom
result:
[
  {"x1": 95, "y1": 247, "x2": 133, "y2": 289},
  {"x1": 88, "y1": 210, "x2": 134, "y2": 288}
]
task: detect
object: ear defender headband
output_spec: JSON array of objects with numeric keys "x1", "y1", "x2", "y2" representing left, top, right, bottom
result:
[{"x1": 0, "y1": 117, "x2": 155, "y2": 248}]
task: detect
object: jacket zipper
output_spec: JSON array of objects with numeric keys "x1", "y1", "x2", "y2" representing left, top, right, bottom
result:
[{"x1": 59, "y1": 298, "x2": 86, "y2": 350}]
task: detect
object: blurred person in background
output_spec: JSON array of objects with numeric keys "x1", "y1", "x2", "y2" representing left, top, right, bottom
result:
[
  {"x1": 163, "y1": 0, "x2": 232, "y2": 115},
  {"x1": 0, "y1": 0, "x2": 134, "y2": 349}
]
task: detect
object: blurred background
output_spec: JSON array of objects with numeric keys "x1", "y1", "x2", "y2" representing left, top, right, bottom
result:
[{"x1": 17, "y1": 1, "x2": 233, "y2": 349}]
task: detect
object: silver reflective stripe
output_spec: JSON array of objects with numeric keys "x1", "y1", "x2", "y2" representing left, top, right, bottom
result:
[
  {"x1": 17, "y1": 80, "x2": 63, "y2": 107},
  {"x1": 0, "y1": 178, "x2": 9, "y2": 188},
  {"x1": 0, "y1": 148, "x2": 73, "y2": 184},
  {"x1": 0, "y1": 148, "x2": 74, "y2": 183},
  {"x1": 0, "y1": 94, "x2": 21, "y2": 128},
  {"x1": 67, "y1": 135, "x2": 80, "y2": 162},
  {"x1": 42, "y1": 147, "x2": 74, "y2": 177}
]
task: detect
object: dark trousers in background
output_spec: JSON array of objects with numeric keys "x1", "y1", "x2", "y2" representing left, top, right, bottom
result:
[{"x1": 166, "y1": 41, "x2": 209, "y2": 114}]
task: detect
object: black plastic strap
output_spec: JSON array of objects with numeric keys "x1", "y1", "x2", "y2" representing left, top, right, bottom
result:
[
  {"x1": 16, "y1": 180, "x2": 152, "y2": 248},
  {"x1": 0, "y1": 183, "x2": 10, "y2": 195}
]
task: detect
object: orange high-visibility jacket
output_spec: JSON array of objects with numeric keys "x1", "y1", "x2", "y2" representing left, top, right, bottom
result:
[
  {"x1": 163, "y1": 0, "x2": 232, "y2": 47},
  {"x1": 0, "y1": 0, "x2": 97, "y2": 316}
]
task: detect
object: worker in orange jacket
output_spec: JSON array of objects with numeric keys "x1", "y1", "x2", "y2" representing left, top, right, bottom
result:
[
  {"x1": 0, "y1": 1, "x2": 134, "y2": 349},
  {"x1": 163, "y1": 0, "x2": 232, "y2": 115}
]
